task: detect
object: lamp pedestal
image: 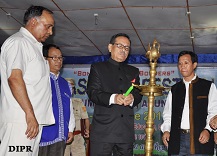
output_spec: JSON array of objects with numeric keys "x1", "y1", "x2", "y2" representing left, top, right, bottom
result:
[{"x1": 133, "y1": 39, "x2": 165, "y2": 156}]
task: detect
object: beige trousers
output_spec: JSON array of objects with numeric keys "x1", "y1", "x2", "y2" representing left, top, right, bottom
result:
[{"x1": 64, "y1": 134, "x2": 86, "y2": 156}]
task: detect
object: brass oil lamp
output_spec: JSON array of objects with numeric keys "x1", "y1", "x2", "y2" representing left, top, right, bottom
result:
[{"x1": 133, "y1": 39, "x2": 165, "y2": 156}]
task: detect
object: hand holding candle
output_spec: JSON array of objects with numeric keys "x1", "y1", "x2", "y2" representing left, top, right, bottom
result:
[
  {"x1": 124, "y1": 85, "x2": 134, "y2": 96},
  {"x1": 124, "y1": 79, "x2": 135, "y2": 96}
]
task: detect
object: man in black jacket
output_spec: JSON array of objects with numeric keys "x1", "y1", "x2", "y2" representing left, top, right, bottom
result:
[
  {"x1": 161, "y1": 51, "x2": 217, "y2": 155},
  {"x1": 87, "y1": 33, "x2": 142, "y2": 156}
]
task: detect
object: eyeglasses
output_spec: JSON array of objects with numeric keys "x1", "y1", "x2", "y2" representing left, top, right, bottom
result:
[
  {"x1": 113, "y1": 43, "x2": 130, "y2": 52},
  {"x1": 47, "y1": 56, "x2": 65, "y2": 61}
]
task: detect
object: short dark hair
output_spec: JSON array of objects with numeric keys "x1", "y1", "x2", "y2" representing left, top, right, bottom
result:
[
  {"x1": 109, "y1": 33, "x2": 131, "y2": 45},
  {"x1": 43, "y1": 44, "x2": 61, "y2": 57},
  {"x1": 23, "y1": 5, "x2": 53, "y2": 25},
  {"x1": 178, "y1": 51, "x2": 198, "y2": 63}
]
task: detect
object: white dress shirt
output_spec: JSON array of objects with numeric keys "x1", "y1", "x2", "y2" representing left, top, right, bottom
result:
[
  {"x1": 0, "y1": 27, "x2": 54, "y2": 125},
  {"x1": 161, "y1": 75, "x2": 217, "y2": 132}
]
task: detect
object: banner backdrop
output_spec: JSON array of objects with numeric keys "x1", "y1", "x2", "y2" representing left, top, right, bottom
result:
[{"x1": 61, "y1": 64, "x2": 217, "y2": 156}]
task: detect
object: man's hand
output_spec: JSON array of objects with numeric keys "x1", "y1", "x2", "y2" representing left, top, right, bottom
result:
[
  {"x1": 8, "y1": 69, "x2": 39, "y2": 140},
  {"x1": 66, "y1": 132, "x2": 74, "y2": 143},
  {"x1": 123, "y1": 94, "x2": 134, "y2": 106},
  {"x1": 214, "y1": 132, "x2": 217, "y2": 144},
  {"x1": 162, "y1": 131, "x2": 170, "y2": 147},
  {"x1": 25, "y1": 111, "x2": 39, "y2": 139},
  {"x1": 115, "y1": 94, "x2": 125, "y2": 105},
  {"x1": 209, "y1": 115, "x2": 217, "y2": 130},
  {"x1": 199, "y1": 129, "x2": 210, "y2": 144},
  {"x1": 84, "y1": 129, "x2": 90, "y2": 138}
]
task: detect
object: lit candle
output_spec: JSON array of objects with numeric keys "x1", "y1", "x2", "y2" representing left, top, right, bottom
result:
[{"x1": 124, "y1": 85, "x2": 134, "y2": 96}]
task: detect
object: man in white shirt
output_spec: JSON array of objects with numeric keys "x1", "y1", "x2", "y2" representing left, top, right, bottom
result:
[
  {"x1": 161, "y1": 51, "x2": 217, "y2": 155},
  {"x1": 0, "y1": 6, "x2": 55, "y2": 156}
]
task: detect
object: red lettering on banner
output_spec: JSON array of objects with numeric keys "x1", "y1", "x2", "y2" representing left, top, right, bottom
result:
[
  {"x1": 137, "y1": 134, "x2": 146, "y2": 140},
  {"x1": 134, "y1": 123, "x2": 146, "y2": 130},
  {"x1": 156, "y1": 70, "x2": 175, "y2": 76},
  {"x1": 139, "y1": 71, "x2": 149, "y2": 76},
  {"x1": 76, "y1": 71, "x2": 89, "y2": 76},
  {"x1": 140, "y1": 70, "x2": 175, "y2": 77}
]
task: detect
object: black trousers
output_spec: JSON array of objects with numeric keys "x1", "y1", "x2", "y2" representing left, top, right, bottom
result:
[
  {"x1": 38, "y1": 140, "x2": 66, "y2": 156},
  {"x1": 90, "y1": 141, "x2": 133, "y2": 156}
]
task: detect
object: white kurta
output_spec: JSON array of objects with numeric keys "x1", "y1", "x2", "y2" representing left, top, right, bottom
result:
[{"x1": 0, "y1": 27, "x2": 54, "y2": 124}]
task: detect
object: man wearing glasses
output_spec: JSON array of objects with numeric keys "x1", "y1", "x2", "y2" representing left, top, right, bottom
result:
[
  {"x1": 87, "y1": 33, "x2": 142, "y2": 156},
  {"x1": 38, "y1": 44, "x2": 75, "y2": 156}
]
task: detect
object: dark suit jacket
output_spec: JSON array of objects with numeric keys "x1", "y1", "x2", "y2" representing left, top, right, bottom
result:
[{"x1": 87, "y1": 58, "x2": 142, "y2": 143}]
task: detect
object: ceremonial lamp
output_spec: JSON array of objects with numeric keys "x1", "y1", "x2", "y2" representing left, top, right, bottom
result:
[{"x1": 133, "y1": 39, "x2": 165, "y2": 156}]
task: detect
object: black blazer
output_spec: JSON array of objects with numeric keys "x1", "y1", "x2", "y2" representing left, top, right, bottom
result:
[{"x1": 87, "y1": 58, "x2": 142, "y2": 143}]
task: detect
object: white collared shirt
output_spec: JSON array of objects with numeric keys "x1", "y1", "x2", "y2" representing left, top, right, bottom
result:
[
  {"x1": 161, "y1": 75, "x2": 217, "y2": 132},
  {"x1": 0, "y1": 27, "x2": 54, "y2": 125}
]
